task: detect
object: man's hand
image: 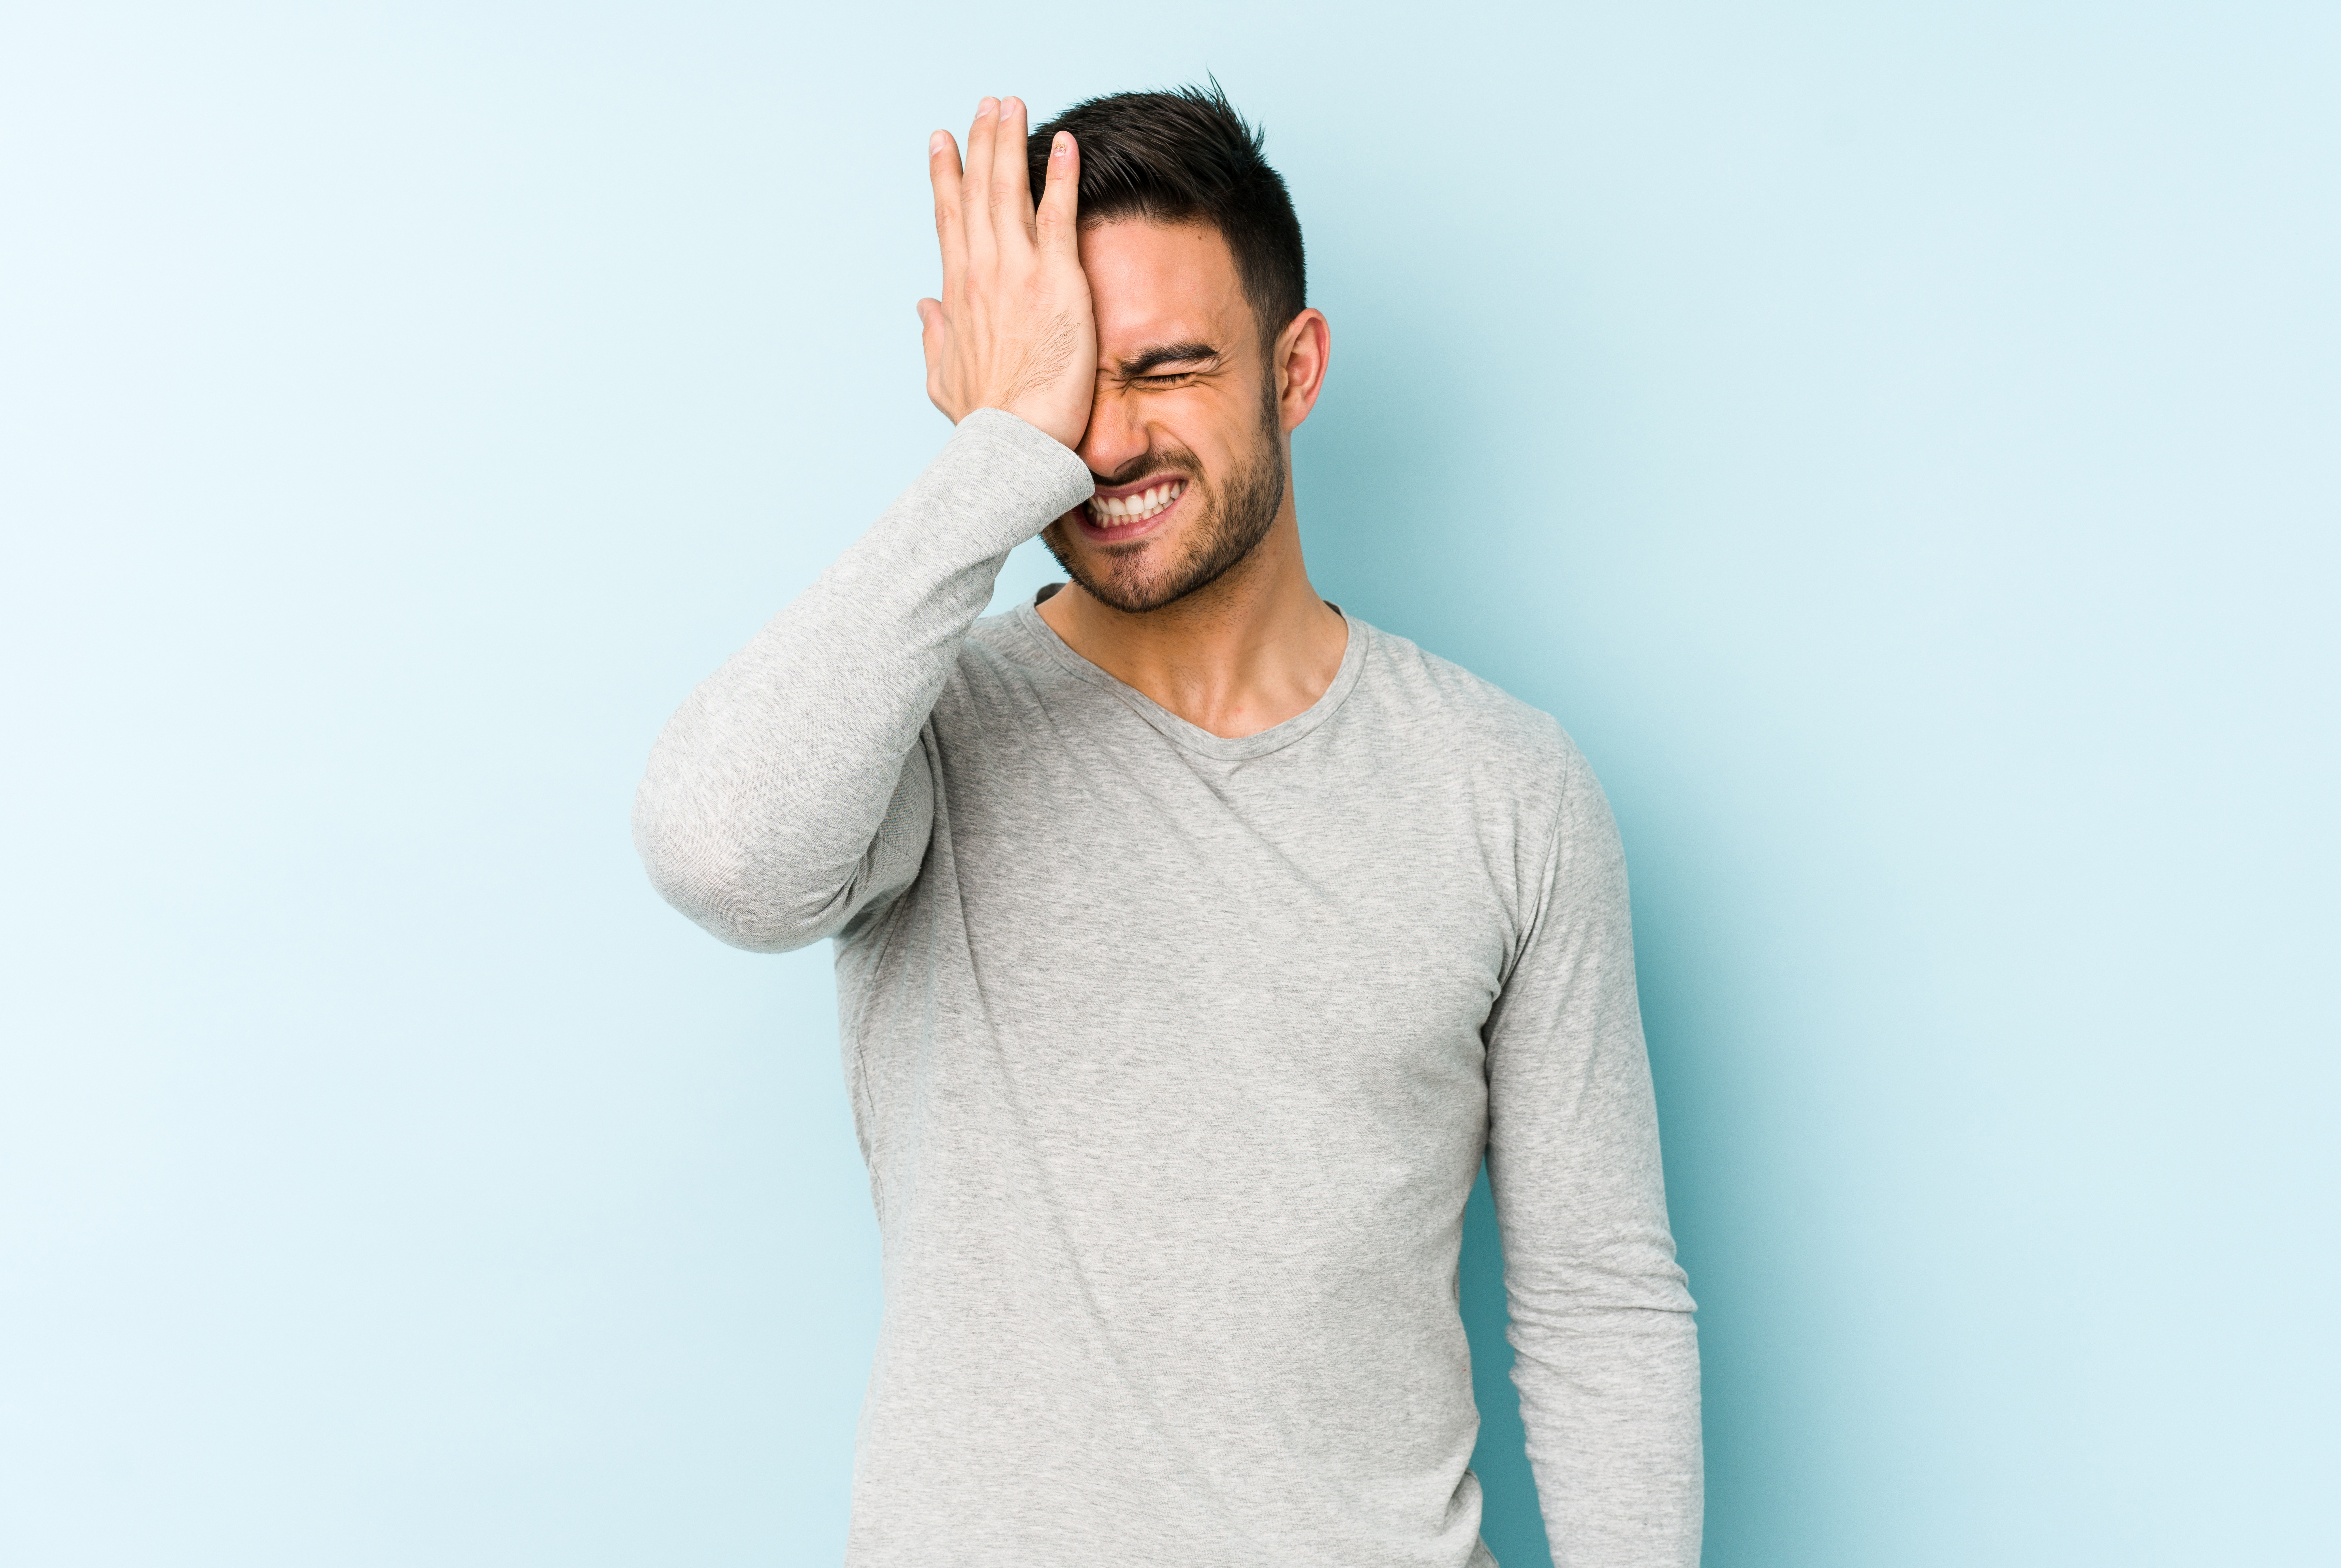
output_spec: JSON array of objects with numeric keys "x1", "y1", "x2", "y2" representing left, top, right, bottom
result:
[{"x1": 917, "y1": 97, "x2": 1096, "y2": 451}]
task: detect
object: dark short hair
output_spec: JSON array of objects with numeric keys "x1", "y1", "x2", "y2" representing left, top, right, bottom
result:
[{"x1": 1029, "y1": 84, "x2": 1306, "y2": 355}]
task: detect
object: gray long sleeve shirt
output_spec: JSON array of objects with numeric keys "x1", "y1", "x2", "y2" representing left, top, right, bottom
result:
[{"x1": 634, "y1": 411, "x2": 1701, "y2": 1567}]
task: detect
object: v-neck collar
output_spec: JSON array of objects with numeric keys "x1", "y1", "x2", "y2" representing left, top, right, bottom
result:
[{"x1": 1011, "y1": 593, "x2": 1368, "y2": 762}]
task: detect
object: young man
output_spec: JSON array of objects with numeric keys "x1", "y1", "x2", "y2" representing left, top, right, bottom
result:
[{"x1": 635, "y1": 87, "x2": 1700, "y2": 1568}]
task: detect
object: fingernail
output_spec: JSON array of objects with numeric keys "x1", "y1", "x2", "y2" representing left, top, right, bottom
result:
[
  {"x1": 1052, "y1": 132, "x2": 1070, "y2": 159},
  {"x1": 1003, "y1": 97, "x2": 1020, "y2": 119},
  {"x1": 930, "y1": 131, "x2": 949, "y2": 154},
  {"x1": 978, "y1": 96, "x2": 997, "y2": 117}
]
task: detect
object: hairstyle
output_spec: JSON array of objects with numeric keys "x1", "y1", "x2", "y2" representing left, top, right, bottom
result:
[{"x1": 1028, "y1": 84, "x2": 1307, "y2": 355}]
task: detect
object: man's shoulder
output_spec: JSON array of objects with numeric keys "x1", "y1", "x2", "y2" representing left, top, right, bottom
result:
[
  {"x1": 945, "y1": 603, "x2": 1074, "y2": 695},
  {"x1": 1351, "y1": 618, "x2": 1584, "y2": 788},
  {"x1": 964, "y1": 603, "x2": 1043, "y2": 659}
]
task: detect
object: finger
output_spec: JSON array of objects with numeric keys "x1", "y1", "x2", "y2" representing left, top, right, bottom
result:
[
  {"x1": 916, "y1": 296, "x2": 943, "y2": 352},
  {"x1": 926, "y1": 131, "x2": 965, "y2": 304},
  {"x1": 961, "y1": 96, "x2": 1000, "y2": 275},
  {"x1": 916, "y1": 299, "x2": 948, "y2": 411},
  {"x1": 993, "y1": 96, "x2": 1036, "y2": 247},
  {"x1": 1035, "y1": 130, "x2": 1080, "y2": 257}
]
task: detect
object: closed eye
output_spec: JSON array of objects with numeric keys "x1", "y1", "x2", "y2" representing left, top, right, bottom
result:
[{"x1": 1116, "y1": 341, "x2": 1222, "y2": 382}]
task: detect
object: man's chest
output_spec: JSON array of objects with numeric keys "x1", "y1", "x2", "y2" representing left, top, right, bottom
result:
[{"x1": 918, "y1": 704, "x2": 1529, "y2": 1101}]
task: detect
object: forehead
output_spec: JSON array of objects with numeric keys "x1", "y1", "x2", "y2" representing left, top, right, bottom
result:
[{"x1": 1077, "y1": 218, "x2": 1247, "y2": 355}]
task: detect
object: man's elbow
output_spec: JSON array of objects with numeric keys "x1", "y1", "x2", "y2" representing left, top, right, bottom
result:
[{"x1": 632, "y1": 803, "x2": 835, "y2": 955}]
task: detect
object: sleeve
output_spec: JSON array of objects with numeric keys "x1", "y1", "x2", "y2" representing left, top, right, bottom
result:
[
  {"x1": 1482, "y1": 740, "x2": 1703, "y2": 1566},
  {"x1": 630, "y1": 408, "x2": 1095, "y2": 952}
]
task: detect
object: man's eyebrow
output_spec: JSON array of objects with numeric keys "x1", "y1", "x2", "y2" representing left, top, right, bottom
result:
[{"x1": 1116, "y1": 341, "x2": 1222, "y2": 377}]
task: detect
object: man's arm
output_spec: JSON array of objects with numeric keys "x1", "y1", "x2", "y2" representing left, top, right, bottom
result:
[
  {"x1": 1483, "y1": 741, "x2": 1703, "y2": 1566},
  {"x1": 631, "y1": 97, "x2": 1097, "y2": 950},
  {"x1": 631, "y1": 412, "x2": 1091, "y2": 950}
]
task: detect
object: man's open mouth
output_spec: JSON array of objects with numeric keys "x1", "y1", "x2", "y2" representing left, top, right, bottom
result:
[{"x1": 1081, "y1": 477, "x2": 1187, "y2": 540}]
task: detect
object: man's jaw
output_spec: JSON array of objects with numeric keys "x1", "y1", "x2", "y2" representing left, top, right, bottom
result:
[{"x1": 1077, "y1": 471, "x2": 1190, "y2": 545}]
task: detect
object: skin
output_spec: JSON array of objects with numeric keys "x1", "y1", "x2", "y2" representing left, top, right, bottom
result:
[{"x1": 917, "y1": 96, "x2": 1344, "y2": 740}]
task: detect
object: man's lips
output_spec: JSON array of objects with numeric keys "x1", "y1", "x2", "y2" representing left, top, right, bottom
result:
[{"x1": 1078, "y1": 473, "x2": 1188, "y2": 542}]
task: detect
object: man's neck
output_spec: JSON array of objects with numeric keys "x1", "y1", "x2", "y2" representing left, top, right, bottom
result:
[{"x1": 1036, "y1": 505, "x2": 1348, "y2": 740}]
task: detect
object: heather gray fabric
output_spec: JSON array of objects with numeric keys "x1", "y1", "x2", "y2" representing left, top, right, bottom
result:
[{"x1": 634, "y1": 409, "x2": 1702, "y2": 1567}]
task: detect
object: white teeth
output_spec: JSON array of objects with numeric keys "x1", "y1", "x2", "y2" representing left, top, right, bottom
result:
[{"x1": 1087, "y1": 480, "x2": 1184, "y2": 528}]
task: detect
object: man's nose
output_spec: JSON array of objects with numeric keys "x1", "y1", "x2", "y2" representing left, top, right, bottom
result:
[{"x1": 1076, "y1": 392, "x2": 1148, "y2": 480}]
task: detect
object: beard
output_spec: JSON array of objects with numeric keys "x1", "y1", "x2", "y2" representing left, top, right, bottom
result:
[{"x1": 1041, "y1": 389, "x2": 1286, "y2": 615}]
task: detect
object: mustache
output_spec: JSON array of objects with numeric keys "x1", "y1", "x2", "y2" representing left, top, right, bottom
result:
[{"x1": 1089, "y1": 442, "x2": 1205, "y2": 490}]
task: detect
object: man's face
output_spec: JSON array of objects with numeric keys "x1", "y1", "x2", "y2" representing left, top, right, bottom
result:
[{"x1": 1042, "y1": 218, "x2": 1286, "y2": 614}]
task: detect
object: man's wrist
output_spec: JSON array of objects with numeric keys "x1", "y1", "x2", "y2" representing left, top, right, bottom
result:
[{"x1": 937, "y1": 408, "x2": 1097, "y2": 530}]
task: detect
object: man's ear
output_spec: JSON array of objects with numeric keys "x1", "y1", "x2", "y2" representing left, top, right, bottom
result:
[{"x1": 1275, "y1": 308, "x2": 1332, "y2": 433}]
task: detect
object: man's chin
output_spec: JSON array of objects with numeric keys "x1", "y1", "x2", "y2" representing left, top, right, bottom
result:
[
  {"x1": 1060, "y1": 567, "x2": 1187, "y2": 616},
  {"x1": 1041, "y1": 524, "x2": 1188, "y2": 615}
]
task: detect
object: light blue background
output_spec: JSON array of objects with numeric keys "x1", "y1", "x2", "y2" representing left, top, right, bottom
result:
[{"x1": 3, "y1": 4, "x2": 2334, "y2": 1564}]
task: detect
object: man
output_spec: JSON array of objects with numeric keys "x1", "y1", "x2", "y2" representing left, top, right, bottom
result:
[{"x1": 635, "y1": 85, "x2": 1700, "y2": 1568}]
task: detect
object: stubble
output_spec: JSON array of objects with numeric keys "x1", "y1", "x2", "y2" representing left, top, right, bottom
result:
[{"x1": 1042, "y1": 386, "x2": 1287, "y2": 615}]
